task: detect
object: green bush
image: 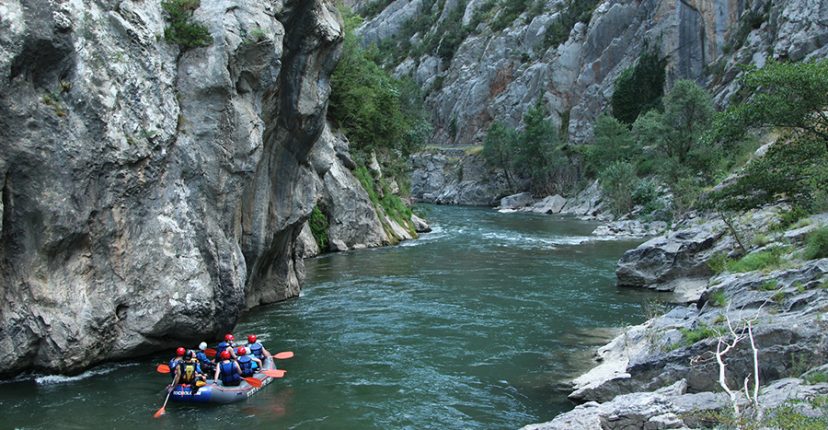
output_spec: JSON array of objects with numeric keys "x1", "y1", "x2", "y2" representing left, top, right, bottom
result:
[
  {"x1": 543, "y1": 0, "x2": 600, "y2": 49},
  {"x1": 611, "y1": 50, "x2": 667, "y2": 124},
  {"x1": 329, "y1": 6, "x2": 430, "y2": 166},
  {"x1": 599, "y1": 161, "x2": 638, "y2": 216},
  {"x1": 803, "y1": 226, "x2": 828, "y2": 260},
  {"x1": 483, "y1": 122, "x2": 519, "y2": 190},
  {"x1": 309, "y1": 206, "x2": 329, "y2": 250},
  {"x1": 161, "y1": 0, "x2": 212, "y2": 49},
  {"x1": 582, "y1": 114, "x2": 639, "y2": 176}
]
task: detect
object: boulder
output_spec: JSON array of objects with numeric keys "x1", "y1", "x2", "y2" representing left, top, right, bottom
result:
[
  {"x1": 529, "y1": 195, "x2": 568, "y2": 214},
  {"x1": 411, "y1": 214, "x2": 432, "y2": 233},
  {"x1": 500, "y1": 192, "x2": 534, "y2": 209},
  {"x1": 616, "y1": 222, "x2": 726, "y2": 289}
]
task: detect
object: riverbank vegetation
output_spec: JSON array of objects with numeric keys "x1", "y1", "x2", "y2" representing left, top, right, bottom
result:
[
  {"x1": 327, "y1": 5, "x2": 429, "y2": 237},
  {"x1": 481, "y1": 56, "x2": 828, "y2": 224}
]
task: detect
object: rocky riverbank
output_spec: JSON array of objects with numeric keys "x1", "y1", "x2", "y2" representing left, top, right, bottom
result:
[{"x1": 524, "y1": 207, "x2": 828, "y2": 429}]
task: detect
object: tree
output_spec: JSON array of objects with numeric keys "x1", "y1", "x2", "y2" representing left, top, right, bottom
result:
[
  {"x1": 583, "y1": 114, "x2": 639, "y2": 175},
  {"x1": 611, "y1": 50, "x2": 668, "y2": 124},
  {"x1": 599, "y1": 161, "x2": 639, "y2": 216},
  {"x1": 483, "y1": 122, "x2": 519, "y2": 190},
  {"x1": 708, "y1": 60, "x2": 828, "y2": 212},
  {"x1": 661, "y1": 80, "x2": 715, "y2": 163},
  {"x1": 516, "y1": 101, "x2": 560, "y2": 193},
  {"x1": 711, "y1": 59, "x2": 828, "y2": 149}
]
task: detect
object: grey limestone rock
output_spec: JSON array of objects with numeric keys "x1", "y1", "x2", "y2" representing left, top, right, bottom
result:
[
  {"x1": 528, "y1": 195, "x2": 568, "y2": 214},
  {"x1": 0, "y1": 0, "x2": 343, "y2": 376},
  {"x1": 499, "y1": 192, "x2": 534, "y2": 209}
]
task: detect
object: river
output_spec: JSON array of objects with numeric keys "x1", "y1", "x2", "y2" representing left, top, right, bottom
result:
[{"x1": 0, "y1": 205, "x2": 658, "y2": 429}]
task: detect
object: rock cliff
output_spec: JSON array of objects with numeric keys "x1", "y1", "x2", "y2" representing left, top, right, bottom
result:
[
  {"x1": 0, "y1": 0, "x2": 347, "y2": 376},
  {"x1": 357, "y1": 0, "x2": 828, "y2": 204}
]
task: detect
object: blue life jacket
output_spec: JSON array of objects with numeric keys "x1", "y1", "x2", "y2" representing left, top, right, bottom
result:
[
  {"x1": 196, "y1": 351, "x2": 212, "y2": 368},
  {"x1": 169, "y1": 357, "x2": 182, "y2": 369},
  {"x1": 218, "y1": 360, "x2": 240, "y2": 385},
  {"x1": 237, "y1": 355, "x2": 254, "y2": 377},
  {"x1": 248, "y1": 342, "x2": 264, "y2": 359}
]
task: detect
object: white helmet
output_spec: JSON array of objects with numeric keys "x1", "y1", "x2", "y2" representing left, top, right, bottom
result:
[{"x1": 198, "y1": 342, "x2": 207, "y2": 351}]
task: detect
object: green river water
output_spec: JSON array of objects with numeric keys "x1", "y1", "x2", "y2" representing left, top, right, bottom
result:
[{"x1": 0, "y1": 205, "x2": 658, "y2": 429}]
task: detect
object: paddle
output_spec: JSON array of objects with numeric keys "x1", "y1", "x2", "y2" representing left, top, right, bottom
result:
[
  {"x1": 154, "y1": 374, "x2": 179, "y2": 418},
  {"x1": 273, "y1": 351, "x2": 294, "y2": 360},
  {"x1": 261, "y1": 369, "x2": 286, "y2": 378},
  {"x1": 243, "y1": 377, "x2": 263, "y2": 388},
  {"x1": 156, "y1": 364, "x2": 171, "y2": 374}
]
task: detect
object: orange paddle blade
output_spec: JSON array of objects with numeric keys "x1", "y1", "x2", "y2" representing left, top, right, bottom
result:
[
  {"x1": 153, "y1": 407, "x2": 165, "y2": 418},
  {"x1": 156, "y1": 364, "x2": 171, "y2": 374},
  {"x1": 274, "y1": 351, "x2": 294, "y2": 360},
  {"x1": 243, "y1": 377, "x2": 263, "y2": 388},
  {"x1": 262, "y1": 369, "x2": 286, "y2": 378},
  {"x1": 205, "y1": 348, "x2": 217, "y2": 358}
]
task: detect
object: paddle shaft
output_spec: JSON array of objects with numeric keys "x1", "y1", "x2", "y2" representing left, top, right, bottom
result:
[{"x1": 154, "y1": 373, "x2": 179, "y2": 418}]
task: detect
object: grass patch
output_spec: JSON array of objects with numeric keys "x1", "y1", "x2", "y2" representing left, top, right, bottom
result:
[
  {"x1": 709, "y1": 290, "x2": 727, "y2": 307},
  {"x1": 675, "y1": 324, "x2": 722, "y2": 348},
  {"x1": 726, "y1": 247, "x2": 785, "y2": 273},
  {"x1": 708, "y1": 252, "x2": 729, "y2": 275},
  {"x1": 772, "y1": 290, "x2": 786, "y2": 302},
  {"x1": 464, "y1": 145, "x2": 484, "y2": 156},
  {"x1": 758, "y1": 280, "x2": 778, "y2": 291},
  {"x1": 804, "y1": 371, "x2": 828, "y2": 385},
  {"x1": 803, "y1": 226, "x2": 828, "y2": 260}
]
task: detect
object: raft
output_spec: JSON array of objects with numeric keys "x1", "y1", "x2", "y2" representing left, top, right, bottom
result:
[{"x1": 168, "y1": 357, "x2": 277, "y2": 404}]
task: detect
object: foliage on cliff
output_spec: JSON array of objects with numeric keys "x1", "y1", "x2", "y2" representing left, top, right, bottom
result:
[
  {"x1": 329, "y1": 7, "x2": 431, "y2": 169},
  {"x1": 709, "y1": 60, "x2": 828, "y2": 213},
  {"x1": 161, "y1": 0, "x2": 212, "y2": 49},
  {"x1": 611, "y1": 50, "x2": 667, "y2": 125}
]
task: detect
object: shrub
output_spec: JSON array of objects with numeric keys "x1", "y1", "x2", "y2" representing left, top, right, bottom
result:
[
  {"x1": 309, "y1": 206, "x2": 329, "y2": 250},
  {"x1": 599, "y1": 161, "x2": 638, "y2": 216},
  {"x1": 611, "y1": 49, "x2": 667, "y2": 124},
  {"x1": 483, "y1": 122, "x2": 519, "y2": 190},
  {"x1": 803, "y1": 226, "x2": 828, "y2": 260},
  {"x1": 329, "y1": 6, "x2": 430, "y2": 176},
  {"x1": 804, "y1": 372, "x2": 828, "y2": 385},
  {"x1": 161, "y1": 0, "x2": 212, "y2": 49}
]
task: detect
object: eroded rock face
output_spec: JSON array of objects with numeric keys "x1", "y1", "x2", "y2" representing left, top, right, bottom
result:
[{"x1": 0, "y1": 0, "x2": 342, "y2": 376}]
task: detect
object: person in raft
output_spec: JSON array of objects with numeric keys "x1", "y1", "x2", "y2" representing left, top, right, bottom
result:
[
  {"x1": 169, "y1": 347, "x2": 186, "y2": 370},
  {"x1": 214, "y1": 350, "x2": 242, "y2": 386},
  {"x1": 214, "y1": 334, "x2": 237, "y2": 364},
  {"x1": 235, "y1": 347, "x2": 262, "y2": 377},
  {"x1": 195, "y1": 342, "x2": 214, "y2": 376},
  {"x1": 176, "y1": 350, "x2": 206, "y2": 391},
  {"x1": 246, "y1": 334, "x2": 272, "y2": 360}
]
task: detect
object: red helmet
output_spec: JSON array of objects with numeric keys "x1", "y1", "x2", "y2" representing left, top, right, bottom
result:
[
  {"x1": 220, "y1": 350, "x2": 231, "y2": 360},
  {"x1": 176, "y1": 347, "x2": 186, "y2": 356},
  {"x1": 237, "y1": 347, "x2": 247, "y2": 356},
  {"x1": 247, "y1": 335, "x2": 257, "y2": 344},
  {"x1": 224, "y1": 333, "x2": 234, "y2": 342}
]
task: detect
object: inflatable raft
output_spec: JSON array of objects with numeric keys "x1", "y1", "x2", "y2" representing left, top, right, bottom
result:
[{"x1": 168, "y1": 358, "x2": 276, "y2": 404}]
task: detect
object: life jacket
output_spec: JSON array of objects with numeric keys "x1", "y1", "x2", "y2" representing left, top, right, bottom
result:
[
  {"x1": 178, "y1": 359, "x2": 198, "y2": 384},
  {"x1": 196, "y1": 351, "x2": 210, "y2": 365},
  {"x1": 169, "y1": 357, "x2": 182, "y2": 370},
  {"x1": 237, "y1": 355, "x2": 254, "y2": 377},
  {"x1": 218, "y1": 360, "x2": 240, "y2": 385},
  {"x1": 248, "y1": 342, "x2": 264, "y2": 359}
]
